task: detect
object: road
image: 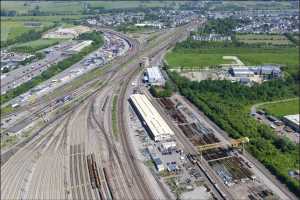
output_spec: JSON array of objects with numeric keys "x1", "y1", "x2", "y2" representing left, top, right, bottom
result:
[
  {"x1": 1, "y1": 24, "x2": 195, "y2": 200},
  {"x1": 250, "y1": 97, "x2": 299, "y2": 115},
  {"x1": 173, "y1": 94, "x2": 298, "y2": 200},
  {"x1": 1, "y1": 40, "x2": 78, "y2": 94},
  {"x1": 142, "y1": 89, "x2": 231, "y2": 200},
  {"x1": 0, "y1": 31, "x2": 131, "y2": 133}
]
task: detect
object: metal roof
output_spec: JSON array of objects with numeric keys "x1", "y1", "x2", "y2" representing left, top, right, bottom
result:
[
  {"x1": 231, "y1": 67, "x2": 254, "y2": 75},
  {"x1": 130, "y1": 94, "x2": 175, "y2": 139},
  {"x1": 146, "y1": 66, "x2": 164, "y2": 81},
  {"x1": 284, "y1": 114, "x2": 300, "y2": 126}
]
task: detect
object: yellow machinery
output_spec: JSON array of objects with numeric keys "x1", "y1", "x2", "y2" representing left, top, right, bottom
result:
[{"x1": 197, "y1": 137, "x2": 250, "y2": 159}]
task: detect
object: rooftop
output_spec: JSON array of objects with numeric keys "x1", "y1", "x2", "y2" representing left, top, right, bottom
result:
[
  {"x1": 284, "y1": 114, "x2": 300, "y2": 126},
  {"x1": 130, "y1": 94, "x2": 174, "y2": 138}
]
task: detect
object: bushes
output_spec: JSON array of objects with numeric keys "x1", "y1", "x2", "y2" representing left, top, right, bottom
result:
[
  {"x1": 1, "y1": 24, "x2": 56, "y2": 48},
  {"x1": 1, "y1": 31, "x2": 104, "y2": 104},
  {"x1": 168, "y1": 70, "x2": 300, "y2": 197},
  {"x1": 149, "y1": 80, "x2": 176, "y2": 98}
]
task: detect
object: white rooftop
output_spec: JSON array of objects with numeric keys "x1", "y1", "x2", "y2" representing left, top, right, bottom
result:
[
  {"x1": 146, "y1": 66, "x2": 163, "y2": 80},
  {"x1": 284, "y1": 114, "x2": 299, "y2": 126},
  {"x1": 130, "y1": 94, "x2": 174, "y2": 139}
]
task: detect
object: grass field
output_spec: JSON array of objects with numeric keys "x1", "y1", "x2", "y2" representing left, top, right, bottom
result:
[
  {"x1": 1, "y1": 20, "x2": 54, "y2": 42},
  {"x1": 165, "y1": 52, "x2": 232, "y2": 68},
  {"x1": 259, "y1": 98, "x2": 299, "y2": 118},
  {"x1": 1, "y1": 15, "x2": 87, "y2": 22},
  {"x1": 1, "y1": 1, "x2": 84, "y2": 15},
  {"x1": 165, "y1": 47, "x2": 299, "y2": 75},
  {"x1": 212, "y1": 1, "x2": 295, "y2": 11},
  {"x1": 1, "y1": 1, "x2": 180, "y2": 15},
  {"x1": 10, "y1": 38, "x2": 65, "y2": 53},
  {"x1": 88, "y1": 1, "x2": 180, "y2": 9},
  {"x1": 237, "y1": 34, "x2": 292, "y2": 45}
]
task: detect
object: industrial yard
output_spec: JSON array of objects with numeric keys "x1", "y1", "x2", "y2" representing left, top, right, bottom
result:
[
  {"x1": 120, "y1": 57, "x2": 295, "y2": 199},
  {"x1": 43, "y1": 25, "x2": 91, "y2": 39},
  {"x1": 1, "y1": 1, "x2": 299, "y2": 200}
]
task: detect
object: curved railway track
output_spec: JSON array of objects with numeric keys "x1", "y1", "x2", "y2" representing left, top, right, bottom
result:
[{"x1": 1, "y1": 25, "x2": 193, "y2": 200}]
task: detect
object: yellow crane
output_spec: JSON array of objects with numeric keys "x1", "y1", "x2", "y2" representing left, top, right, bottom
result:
[{"x1": 197, "y1": 137, "x2": 250, "y2": 160}]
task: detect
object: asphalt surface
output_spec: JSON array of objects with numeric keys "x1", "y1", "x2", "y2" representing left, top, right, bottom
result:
[{"x1": 1, "y1": 41, "x2": 79, "y2": 94}]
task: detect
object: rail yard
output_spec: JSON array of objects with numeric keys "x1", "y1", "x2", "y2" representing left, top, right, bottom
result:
[
  {"x1": 1, "y1": 21, "x2": 197, "y2": 200},
  {"x1": 1, "y1": 1, "x2": 299, "y2": 200}
]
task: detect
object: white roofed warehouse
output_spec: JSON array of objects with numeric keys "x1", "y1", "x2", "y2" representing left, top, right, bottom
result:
[
  {"x1": 129, "y1": 94, "x2": 175, "y2": 141},
  {"x1": 145, "y1": 66, "x2": 165, "y2": 86},
  {"x1": 283, "y1": 114, "x2": 300, "y2": 132}
]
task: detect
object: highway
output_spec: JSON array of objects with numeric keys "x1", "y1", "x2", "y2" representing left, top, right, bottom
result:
[
  {"x1": 1, "y1": 24, "x2": 196, "y2": 200},
  {"x1": 1, "y1": 40, "x2": 79, "y2": 94}
]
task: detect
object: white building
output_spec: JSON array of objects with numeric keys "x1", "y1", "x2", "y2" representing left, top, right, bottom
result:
[
  {"x1": 129, "y1": 94, "x2": 175, "y2": 141},
  {"x1": 145, "y1": 66, "x2": 165, "y2": 86},
  {"x1": 67, "y1": 40, "x2": 93, "y2": 52},
  {"x1": 283, "y1": 114, "x2": 299, "y2": 132},
  {"x1": 161, "y1": 141, "x2": 176, "y2": 151},
  {"x1": 229, "y1": 67, "x2": 255, "y2": 77}
]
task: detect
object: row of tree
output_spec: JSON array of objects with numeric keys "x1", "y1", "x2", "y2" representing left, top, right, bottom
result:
[
  {"x1": 1, "y1": 31, "x2": 104, "y2": 104},
  {"x1": 1, "y1": 23, "x2": 57, "y2": 48},
  {"x1": 167, "y1": 70, "x2": 300, "y2": 197},
  {"x1": 149, "y1": 80, "x2": 176, "y2": 98}
]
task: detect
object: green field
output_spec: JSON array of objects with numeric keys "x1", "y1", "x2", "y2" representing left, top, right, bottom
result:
[
  {"x1": 1, "y1": 1, "x2": 181, "y2": 15},
  {"x1": 1, "y1": 1, "x2": 85, "y2": 14},
  {"x1": 211, "y1": 1, "x2": 296, "y2": 11},
  {"x1": 10, "y1": 38, "x2": 65, "y2": 53},
  {"x1": 165, "y1": 47, "x2": 299, "y2": 75},
  {"x1": 1, "y1": 15, "x2": 87, "y2": 22},
  {"x1": 1, "y1": 20, "x2": 50, "y2": 41},
  {"x1": 237, "y1": 34, "x2": 292, "y2": 45},
  {"x1": 165, "y1": 52, "x2": 232, "y2": 68},
  {"x1": 1, "y1": 20, "x2": 54, "y2": 42},
  {"x1": 259, "y1": 99, "x2": 299, "y2": 118}
]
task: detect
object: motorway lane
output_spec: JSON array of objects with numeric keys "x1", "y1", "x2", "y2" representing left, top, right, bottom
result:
[
  {"x1": 1, "y1": 30, "x2": 139, "y2": 135},
  {"x1": 1, "y1": 41, "x2": 78, "y2": 94}
]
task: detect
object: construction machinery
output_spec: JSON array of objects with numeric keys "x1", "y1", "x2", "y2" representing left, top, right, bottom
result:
[{"x1": 198, "y1": 137, "x2": 250, "y2": 160}]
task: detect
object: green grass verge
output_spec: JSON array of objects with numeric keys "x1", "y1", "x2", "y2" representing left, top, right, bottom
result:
[
  {"x1": 0, "y1": 105, "x2": 14, "y2": 118},
  {"x1": 10, "y1": 38, "x2": 64, "y2": 53},
  {"x1": 0, "y1": 135, "x2": 18, "y2": 149},
  {"x1": 1, "y1": 31, "x2": 104, "y2": 104},
  {"x1": 259, "y1": 99, "x2": 299, "y2": 118},
  {"x1": 112, "y1": 95, "x2": 118, "y2": 138}
]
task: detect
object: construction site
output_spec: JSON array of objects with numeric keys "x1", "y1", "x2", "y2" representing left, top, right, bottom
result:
[{"x1": 121, "y1": 61, "x2": 290, "y2": 200}]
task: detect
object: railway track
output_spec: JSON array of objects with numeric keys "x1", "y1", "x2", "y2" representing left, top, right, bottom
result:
[
  {"x1": 115, "y1": 23, "x2": 193, "y2": 200},
  {"x1": 1, "y1": 25, "x2": 193, "y2": 200}
]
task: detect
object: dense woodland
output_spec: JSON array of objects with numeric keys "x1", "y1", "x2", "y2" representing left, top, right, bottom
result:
[
  {"x1": 1, "y1": 31, "x2": 104, "y2": 104},
  {"x1": 165, "y1": 18, "x2": 300, "y2": 196}
]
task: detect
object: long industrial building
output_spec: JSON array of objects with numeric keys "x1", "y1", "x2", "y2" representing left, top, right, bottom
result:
[
  {"x1": 129, "y1": 94, "x2": 175, "y2": 141},
  {"x1": 283, "y1": 114, "x2": 300, "y2": 132},
  {"x1": 144, "y1": 66, "x2": 165, "y2": 86}
]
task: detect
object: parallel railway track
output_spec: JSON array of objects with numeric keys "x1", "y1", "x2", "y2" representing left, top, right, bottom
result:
[{"x1": 1, "y1": 25, "x2": 193, "y2": 200}]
